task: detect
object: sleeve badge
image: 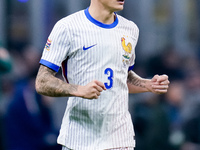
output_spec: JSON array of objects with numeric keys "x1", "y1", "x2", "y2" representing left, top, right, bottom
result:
[{"x1": 45, "y1": 39, "x2": 52, "y2": 51}]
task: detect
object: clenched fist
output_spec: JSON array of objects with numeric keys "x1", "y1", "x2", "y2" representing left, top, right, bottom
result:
[
  {"x1": 147, "y1": 74, "x2": 170, "y2": 94},
  {"x1": 76, "y1": 80, "x2": 106, "y2": 99}
]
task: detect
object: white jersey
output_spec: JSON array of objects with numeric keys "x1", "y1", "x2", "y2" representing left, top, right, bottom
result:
[{"x1": 40, "y1": 8, "x2": 139, "y2": 150}]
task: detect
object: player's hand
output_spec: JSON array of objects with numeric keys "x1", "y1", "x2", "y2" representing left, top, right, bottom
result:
[
  {"x1": 147, "y1": 74, "x2": 170, "y2": 94},
  {"x1": 77, "y1": 80, "x2": 106, "y2": 99}
]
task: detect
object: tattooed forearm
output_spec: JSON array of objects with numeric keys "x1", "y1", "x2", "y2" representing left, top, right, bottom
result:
[
  {"x1": 35, "y1": 65, "x2": 78, "y2": 97},
  {"x1": 127, "y1": 71, "x2": 146, "y2": 88}
]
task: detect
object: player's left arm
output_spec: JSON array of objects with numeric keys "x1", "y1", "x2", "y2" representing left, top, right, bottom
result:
[{"x1": 127, "y1": 70, "x2": 170, "y2": 94}]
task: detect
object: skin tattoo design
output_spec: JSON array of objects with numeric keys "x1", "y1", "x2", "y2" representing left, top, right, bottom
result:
[{"x1": 36, "y1": 65, "x2": 78, "y2": 97}]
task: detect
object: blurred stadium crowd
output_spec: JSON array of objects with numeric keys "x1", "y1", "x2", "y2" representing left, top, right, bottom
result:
[{"x1": 0, "y1": 0, "x2": 200, "y2": 150}]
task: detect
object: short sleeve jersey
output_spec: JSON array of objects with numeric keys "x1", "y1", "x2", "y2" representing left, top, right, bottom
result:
[{"x1": 40, "y1": 8, "x2": 139, "y2": 150}]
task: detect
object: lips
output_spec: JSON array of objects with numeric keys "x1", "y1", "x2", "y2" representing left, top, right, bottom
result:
[{"x1": 117, "y1": 0, "x2": 125, "y2": 3}]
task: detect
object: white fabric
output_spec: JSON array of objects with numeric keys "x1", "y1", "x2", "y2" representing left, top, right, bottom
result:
[{"x1": 62, "y1": 146, "x2": 134, "y2": 150}]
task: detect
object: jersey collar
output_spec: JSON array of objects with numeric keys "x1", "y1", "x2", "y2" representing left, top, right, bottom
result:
[{"x1": 84, "y1": 8, "x2": 118, "y2": 29}]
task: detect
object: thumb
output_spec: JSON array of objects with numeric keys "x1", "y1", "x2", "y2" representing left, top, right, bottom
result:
[
  {"x1": 151, "y1": 75, "x2": 159, "y2": 82},
  {"x1": 94, "y1": 80, "x2": 106, "y2": 90}
]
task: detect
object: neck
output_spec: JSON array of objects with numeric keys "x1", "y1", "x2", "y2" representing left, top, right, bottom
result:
[{"x1": 89, "y1": 2, "x2": 115, "y2": 24}]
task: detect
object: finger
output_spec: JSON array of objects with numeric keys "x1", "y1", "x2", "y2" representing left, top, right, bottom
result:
[
  {"x1": 96, "y1": 85, "x2": 103, "y2": 92},
  {"x1": 152, "y1": 85, "x2": 169, "y2": 89},
  {"x1": 94, "y1": 80, "x2": 106, "y2": 90},
  {"x1": 151, "y1": 75, "x2": 159, "y2": 82},
  {"x1": 90, "y1": 87, "x2": 101, "y2": 98},
  {"x1": 155, "y1": 89, "x2": 168, "y2": 94},
  {"x1": 91, "y1": 82, "x2": 103, "y2": 92},
  {"x1": 94, "y1": 93, "x2": 99, "y2": 99},
  {"x1": 157, "y1": 75, "x2": 169, "y2": 83},
  {"x1": 88, "y1": 93, "x2": 99, "y2": 99},
  {"x1": 152, "y1": 80, "x2": 170, "y2": 86},
  {"x1": 160, "y1": 80, "x2": 170, "y2": 85},
  {"x1": 96, "y1": 91, "x2": 101, "y2": 96}
]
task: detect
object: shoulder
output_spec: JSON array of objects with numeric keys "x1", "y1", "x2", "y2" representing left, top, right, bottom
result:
[
  {"x1": 117, "y1": 14, "x2": 139, "y2": 31},
  {"x1": 56, "y1": 10, "x2": 85, "y2": 27},
  {"x1": 117, "y1": 14, "x2": 139, "y2": 39}
]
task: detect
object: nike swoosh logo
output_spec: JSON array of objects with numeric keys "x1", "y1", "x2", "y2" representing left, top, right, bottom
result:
[{"x1": 83, "y1": 44, "x2": 97, "y2": 51}]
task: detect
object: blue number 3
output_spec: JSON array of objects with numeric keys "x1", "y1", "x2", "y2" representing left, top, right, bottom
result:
[{"x1": 104, "y1": 68, "x2": 113, "y2": 89}]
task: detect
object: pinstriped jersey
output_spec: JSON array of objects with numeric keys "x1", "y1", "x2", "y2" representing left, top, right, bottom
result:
[{"x1": 40, "y1": 8, "x2": 139, "y2": 150}]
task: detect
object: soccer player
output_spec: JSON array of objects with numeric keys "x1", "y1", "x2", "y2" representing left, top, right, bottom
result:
[{"x1": 35, "y1": 0, "x2": 170, "y2": 150}]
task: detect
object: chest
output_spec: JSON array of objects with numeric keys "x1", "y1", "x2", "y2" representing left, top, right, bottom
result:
[{"x1": 68, "y1": 27, "x2": 137, "y2": 67}]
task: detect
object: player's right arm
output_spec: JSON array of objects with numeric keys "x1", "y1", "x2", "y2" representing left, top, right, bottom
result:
[{"x1": 35, "y1": 65, "x2": 106, "y2": 99}]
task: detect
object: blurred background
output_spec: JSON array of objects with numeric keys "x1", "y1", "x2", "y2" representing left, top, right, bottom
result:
[{"x1": 0, "y1": 0, "x2": 200, "y2": 150}]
